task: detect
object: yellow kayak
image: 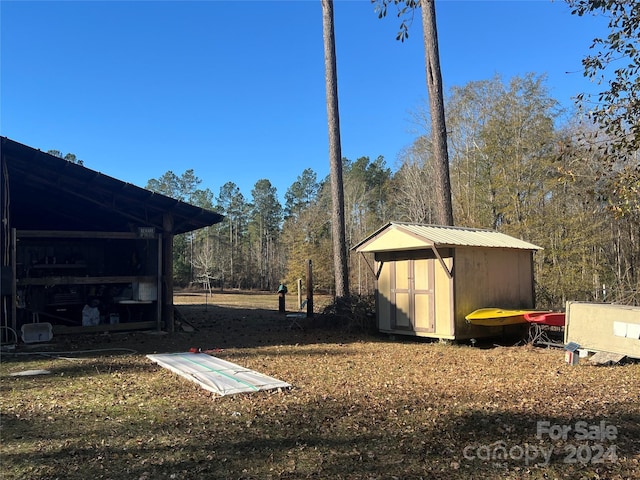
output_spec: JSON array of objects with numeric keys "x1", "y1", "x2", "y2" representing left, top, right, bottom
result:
[{"x1": 465, "y1": 308, "x2": 545, "y2": 326}]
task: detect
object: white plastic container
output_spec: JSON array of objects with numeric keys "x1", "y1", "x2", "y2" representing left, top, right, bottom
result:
[
  {"x1": 133, "y1": 281, "x2": 157, "y2": 301},
  {"x1": 21, "y1": 323, "x2": 53, "y2": 343}
]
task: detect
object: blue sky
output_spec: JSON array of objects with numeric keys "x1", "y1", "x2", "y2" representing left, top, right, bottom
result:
[{"x1": 1, "y1": 0, "x2": 608, "y2": 205}]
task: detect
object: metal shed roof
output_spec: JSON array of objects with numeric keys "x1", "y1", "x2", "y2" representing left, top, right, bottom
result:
[
  {"x1": 1, "y1": 137, "x2": 223, "y2": 234},
  {"x1": 352, "y1": 222, "x2": 542, "y2": 253}
]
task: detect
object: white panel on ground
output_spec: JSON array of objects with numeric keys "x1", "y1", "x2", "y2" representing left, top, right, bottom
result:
[{"x1": 147, "y1": 352, "x2": 291, "y2": 396}]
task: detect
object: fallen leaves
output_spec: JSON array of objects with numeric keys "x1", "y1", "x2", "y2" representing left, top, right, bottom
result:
[{"x1": 1, "y1": 300, "x2": 639, "y2": 479}]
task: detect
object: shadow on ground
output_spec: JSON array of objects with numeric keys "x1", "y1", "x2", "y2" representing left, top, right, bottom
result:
[{"x1": 3, "y1": 302, "x2": 385, "y2": 360}]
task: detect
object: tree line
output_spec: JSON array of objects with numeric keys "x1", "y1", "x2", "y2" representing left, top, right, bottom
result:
[{"x1": 146, "y1": 73, "x2": 639, "y2": 309}]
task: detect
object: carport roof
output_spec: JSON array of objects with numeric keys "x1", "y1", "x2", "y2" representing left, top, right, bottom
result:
[
  {"x1": 352, "y1": 222, "x2": 542, "y2": 253},
  {"x1": 1, "y1": 137, "x2": 224, "y2": 234}
]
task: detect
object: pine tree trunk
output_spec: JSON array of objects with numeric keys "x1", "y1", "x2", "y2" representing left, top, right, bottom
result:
[
  {"x1": 420, "y1": 0, "x2": 454, "y2": 226},
  {"x1": 322, "y1": 0, "x2": 349, "y2": 298}
]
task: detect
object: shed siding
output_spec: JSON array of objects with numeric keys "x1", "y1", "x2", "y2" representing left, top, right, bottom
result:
[
  {"x1": 361, "y1": 228, "x2": 427, "y2": 252},
  {"x1": 434, "y1": 256, "x2": 453, "y2": 337},
  {"x1": 450, "y1": 248, "x2": 534, "y2": 339},
  {"x1": 377, "y1": 261, "x2": 392, "y2": 331},
  {"x1": 413, "y1": 258, "x2": 435, "y2": 333},
  {"x1": 455, "y1": 248, "x2": 534, "y2": 314}
]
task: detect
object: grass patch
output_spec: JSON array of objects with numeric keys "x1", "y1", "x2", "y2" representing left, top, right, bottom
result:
[{"x1": 1, "y1": 292, "x2": 639, "y2": 479}]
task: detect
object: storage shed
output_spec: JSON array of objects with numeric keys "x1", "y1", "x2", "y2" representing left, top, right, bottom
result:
[
  {"x1": 1, "y1": 137, "x2": 223, "y2": 337},
  {"x1": 352, "y1": 222, "x2": 542, "y2": 340}
]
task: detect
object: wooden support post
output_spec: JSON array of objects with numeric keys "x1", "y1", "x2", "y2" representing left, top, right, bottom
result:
[
  {"x1": 156, "y1": 234, "x2": 163, "y2": 330},
  {"x1": 11, "y1": 228, "x2": 17, "y2": 333},
  {"x1": 306, "y1": 259, "x2": 313, "y2": 317},
  {"x1": 162, "y1": 214, "x2": 174, "y2": 333}
]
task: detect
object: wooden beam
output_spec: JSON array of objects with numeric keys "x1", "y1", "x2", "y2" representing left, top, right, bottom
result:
[
  {"x1": 163, "y1": 213, "x2": 174, "y2": 332},
  {"x1": 156, "y1": 234, "x2": 163, "y2": 330},
  {"x1": 18, "y1": 275, "x2": 156, "y2": 286},
  {"x1": 430, "y1": 245, "x2": 453, "y2": 279},
  {"x1": 376, "y1": 260, "x2": 384, "y2": 280},
  {"x1": 358, "y1": 252, "x2": 378, "y2": 278},
  {"x1": 16, "y1": 230, "x2": 145, "y2": 239},
  {"x1": 52, "y1": 321, "x2": 157, "y2": 335},
  {"x1": 11, "y1": 228, "x2": 17, "y2": 333}
]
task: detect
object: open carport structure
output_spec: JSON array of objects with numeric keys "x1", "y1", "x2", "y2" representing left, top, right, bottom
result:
[{"x1": 1, "y1": 137, "x2": 223, "y2": 337}]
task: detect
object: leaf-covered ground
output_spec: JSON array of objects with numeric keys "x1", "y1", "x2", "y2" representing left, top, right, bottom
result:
[{"x1": 1, "y1": 293, "x2": 639, "y2": 479}]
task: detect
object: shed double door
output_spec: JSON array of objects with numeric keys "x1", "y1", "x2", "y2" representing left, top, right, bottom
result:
[{"x1": 390, "y1": 259, "x2": 435, "y2": 332}]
